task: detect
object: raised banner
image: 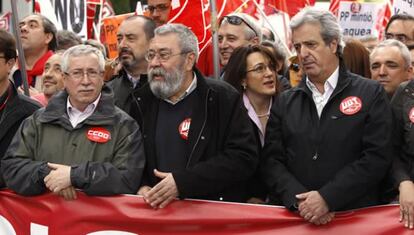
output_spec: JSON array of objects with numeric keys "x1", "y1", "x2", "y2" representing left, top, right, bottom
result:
[
  {"x1": 393, "y1": 0, "x2": 414, "y2": 15},
  {"x1": 0, "y1": 0, "x2": 33, "y2": 32},
  {"x1": 338, "y1": 1, "x2": 384, "y2": 38},
  {"x1": 0, "y1": 190, "x2": 409, "y2": 234},
  {"x1": 36, "y1": 0, "x2": 88, "y2": 40}
]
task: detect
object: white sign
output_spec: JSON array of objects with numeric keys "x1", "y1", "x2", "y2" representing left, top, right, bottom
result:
[
  {"x1": 36, "y1": 0, "x2": 87, "y2": 39},
  {"x1": 393, "y1": 0, "x2": 414, "y2": 15},
  {"x1": 0, "y1": 0, "x2": 33, "y2": 32},
  {"x1": 338, "y1": 1, "x2": 384, "y2": 38}
]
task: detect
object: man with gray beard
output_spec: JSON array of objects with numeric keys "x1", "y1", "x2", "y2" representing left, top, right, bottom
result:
[
  {"x1": 130, "y1": 23, "x2": 258, "y2": 209},
  {"x1": 107, "y1": 15, "x2": 156, "y2": 113}
]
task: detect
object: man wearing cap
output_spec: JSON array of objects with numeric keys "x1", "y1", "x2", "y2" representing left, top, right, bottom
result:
[
  {"x1": 262, "y1": 7, "x2": 392, "y2": 225},
  {"x1": 2, "y1": 45, "x2": 145, "y2": 199}
]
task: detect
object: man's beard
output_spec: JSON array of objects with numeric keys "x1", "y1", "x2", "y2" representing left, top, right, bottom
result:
[
  {"x1": 148, "y1": 64, "x2": 185, "y2": 100},
  {"x1": 119, "y1": 48, "x2": 140, "y2": 70}
]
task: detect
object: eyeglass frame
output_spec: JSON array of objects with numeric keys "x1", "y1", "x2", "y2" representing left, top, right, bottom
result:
[
  {"x1": 385, "y1": 33, "x2": 414, "y2": 44},
  {"x1": 145, "y1": 49, "x2": 191, "y2": 62},
  {"x1": 220, "y1": 15, "x2": 258, "y2": 37},
  {"x1": 147, "y1": 3, "x2": 170, "y2": 13},
  {"x1": 64, "y1": 69, "x2": 103, "y2": 80},
  {"x1": 245, "y1": 63, "x2": 276, "y2": 74}
]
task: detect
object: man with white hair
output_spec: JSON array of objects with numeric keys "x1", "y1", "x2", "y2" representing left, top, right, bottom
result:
[
  {"x1": 370, "y1": 39, "x2": 413, "y2": 98},
  {"x1": 2, "y1": 45, "x2": 145, "y2": 199},
  {"x1": 218, "y1": 13, "x2": 262, "y2": 68},
  {"x1": 130, "y1": 23, "x2": 258, "y2": 209},
  {"x1": 262, "y1": 7, "x2": 392, "y2": 225}
]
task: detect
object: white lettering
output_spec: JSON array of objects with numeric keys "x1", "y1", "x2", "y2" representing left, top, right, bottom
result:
[
  {"x1": 31, "y1": 223, "x2": 48, "y2": 235},
  {"x1": 0, "y1": 216, "x2": 16, "y2": 235}
]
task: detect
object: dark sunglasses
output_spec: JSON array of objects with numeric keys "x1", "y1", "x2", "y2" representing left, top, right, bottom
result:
[
  {"x1": 290, "y1": 63, "x2": 300, "y2": 72},
  {"x1": 220, "y1": 15, "x2": 258, "y2": 37}
]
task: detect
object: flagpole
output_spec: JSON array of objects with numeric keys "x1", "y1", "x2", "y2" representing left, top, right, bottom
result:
[
  {"x1": 210, "y1": 0, "x2": 221, "y2": 80},
  {"x1": 10, "y1": 0, "x2": 30, "y2": 96},
  {"x1": 251, "y1": 0, "x2": 292, "y2": 57}
]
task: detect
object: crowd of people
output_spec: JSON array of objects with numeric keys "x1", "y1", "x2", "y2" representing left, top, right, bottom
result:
[{"x1": 0, "y1": 0, "x2": 414, "y2": 229}]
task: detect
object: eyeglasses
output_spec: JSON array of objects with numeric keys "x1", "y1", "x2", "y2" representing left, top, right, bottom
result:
[
  {"x1": 385, "y1": 33, "x2": 413, "y2": 44},
  {"x1": 64, "y1": 69, "x2": 102, "y2": 80},
  {"x1": 145, "y1": 49, "x2": 189, "y2": 62},
  {"x1": 221, "y1": 15, "x2": 258, "y2": 37},
  {"x1": 147, "y1": 4, "x2": 170, "y2": 13},
  {"x1": 246, "y1": 63, "x2": 275, "y2": 74}
]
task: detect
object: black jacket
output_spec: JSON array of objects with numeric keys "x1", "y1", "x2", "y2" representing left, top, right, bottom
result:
[
  {"x1": 0, "y1": 82, "x2": 41, "y2": 187},
  {"x1": 106, "y1": 69, "x2": 147, "y2": 114},
  {"x1": 391, "y1": 80, "x2": 414, "y2": 186},
  {"x1": 262, "y1": 65, "x2": 392, "y2": 211},
  {"x1": 130, "y1": 69, "x2": 259, "y2": 202},
  {"x1": 2, "y1": 85, "x2": 145, "y2": 196}
]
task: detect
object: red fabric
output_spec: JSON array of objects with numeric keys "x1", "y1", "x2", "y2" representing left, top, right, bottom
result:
[
  {"x1": 23, "y1": 50, "x2": 53, "y2": 87},
  {"x1": 0, "y1": 189, "x2": 409, "y2": 234}
]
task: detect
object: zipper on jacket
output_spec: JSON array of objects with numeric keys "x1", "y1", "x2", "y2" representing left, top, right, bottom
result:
[
  {"x1": 132, "y1": 93, "x2": 145, "y2": 133},
  {"x1": 186, "y1": 88, "x2": 210, "y2": 168}
]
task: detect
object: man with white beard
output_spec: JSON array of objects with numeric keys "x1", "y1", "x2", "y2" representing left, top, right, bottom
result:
[{"x1": 130, "y1": 23, "x2": 258, "y2": 209}]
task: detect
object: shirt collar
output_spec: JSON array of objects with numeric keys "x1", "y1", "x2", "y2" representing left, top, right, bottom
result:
[
  {"x1": 164, "y1": 72, "x2": 197, "y2": 105},
  {"x1": 66, "y1": 93, "x2": 101, "y2": 114},
  {"x1": 305, "y1": 66, "x2": 339, "y2": 94},
  {"x1": 127, "y1": 72, "x2": 140, "y2": 88}
]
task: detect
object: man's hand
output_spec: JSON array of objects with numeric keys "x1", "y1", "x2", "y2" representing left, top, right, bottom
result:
[
  {"x1": 399, "y1": 180, "x2": 414, "y2": 229},
  {"x1": 296, "y1": 191, "x2": 330, "y2": 224},
  {"x1": 143, "y1": 169, "x2": 179, "y2": 209},
  {"x1": 137, "y1": 185, "x2": 152, "y2": 195},
  {"x1": 44, "y1": 163, "x2": 72, "y2": 193},
  {"x1": 55, "y1": 186, "x2": 77, "y2": 201},
  {"x1": 312, "y1": 212, "x2": 335, "y2": 226}
]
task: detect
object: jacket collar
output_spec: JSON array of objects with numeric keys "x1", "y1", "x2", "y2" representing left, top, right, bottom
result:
[
  {"x1": 38, "y1": 85, "x2": 116, "y2": 126},
  {"x1": 296, "y1": 62, "x2": 351, "y2": 99}
]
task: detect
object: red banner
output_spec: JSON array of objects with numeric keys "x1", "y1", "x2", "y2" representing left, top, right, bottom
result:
[{"x1": 0, "y1": 190, "x2": 410, "y2": 234}]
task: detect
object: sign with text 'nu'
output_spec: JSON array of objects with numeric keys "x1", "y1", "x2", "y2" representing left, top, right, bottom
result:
[{"x1": 36, "y1": 0, "x2": 87, "y2": 39}]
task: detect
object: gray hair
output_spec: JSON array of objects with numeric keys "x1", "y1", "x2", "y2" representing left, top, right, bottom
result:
[
  {"x1": 154, "y1": 23, "x2": 199, "y2": 62},
  {"x1": 221, "y1": 13, "x2": 262, "y2": 42},
  {"x1": 370, "y1": 39, "x2": 412, "y2": 69},
  {"x1": 61, "y1": 45, "x2": 106, "y2": 73},
  {"x1": 290, "y1": 7, "x2": 344, "y2": 57}
]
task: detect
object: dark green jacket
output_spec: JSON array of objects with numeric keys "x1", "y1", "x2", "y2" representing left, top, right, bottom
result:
[{"x1": 2, "y1": 86, "x2": 145, "y2": 196}]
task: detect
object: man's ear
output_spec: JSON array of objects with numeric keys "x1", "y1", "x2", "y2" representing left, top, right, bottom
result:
[
  {"x1": 184, "y1": 52, "x2": 196, "y2": 71},
  {"x1": 251, "y1": 36, "x2": 260, "y2": 45},
  {"x1": 44, "y1": 33, "x2": 53, "y2": 47},
  {"x1": 6, "y1": 58, "x2": 16, "y2": 72},
  {"x1": 329, "y1": 39, "x2": 338, "y2": 54}
]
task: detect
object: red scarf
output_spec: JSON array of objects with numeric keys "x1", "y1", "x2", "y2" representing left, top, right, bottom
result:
[{"x1": 23, "y1": 50, "x2": 54, "y2": 86}]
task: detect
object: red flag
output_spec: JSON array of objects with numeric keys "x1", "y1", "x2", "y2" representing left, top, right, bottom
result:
[
  {"x1": 376, "y1": 0, "x2": 393, "y2": 40},
  {"x1": 87, "y1": 0, "x2": 115, "y2": 39},
  {"x1": 329, "y1": 0, "x2": 342, "y2": 16}
]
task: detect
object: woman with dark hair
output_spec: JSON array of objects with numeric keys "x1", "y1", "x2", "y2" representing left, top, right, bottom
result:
[
  {"x1": 225, "y1": 44, "x2": 280, "y2": 146},
  {"x1": 343, "y1": 39, "x2": 372, "y2": 79},
  {"x1": 224, "y1": 44, "x2": 280, "y2": 203}
]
